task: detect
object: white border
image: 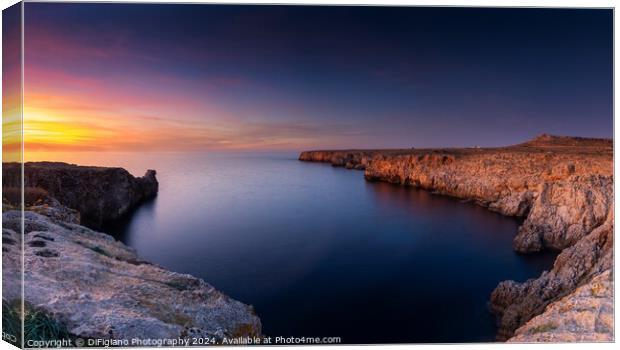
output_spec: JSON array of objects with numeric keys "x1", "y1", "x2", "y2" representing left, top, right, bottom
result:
[{"x1": 0, "y1": 1, "x2": 617, "y2": 350}]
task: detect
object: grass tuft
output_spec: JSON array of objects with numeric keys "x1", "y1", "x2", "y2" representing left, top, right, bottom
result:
[
  {"x1": 2, "y1": 299, "x2": 22, "y2": 346},
  {"x1": 24, "y1": 305, "x2": 71, "y2": 342},
  {"x1": 2, "y1": 298, "x2": 72, "y2": 344},
  {"x1": 529, "y1": 323, "x2": 558, "y2": 334}
]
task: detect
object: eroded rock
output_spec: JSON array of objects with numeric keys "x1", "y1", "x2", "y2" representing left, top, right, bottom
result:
[
  {"x1": 513, "y1": 176, "x2": 613, "y2": 253},
  {"x1": 2, "y1": 162, "x2": 158, "y2": 228},
  {"x1": 1, "y1": 210, "x2": 261, "y2": 341},
  {"x1": 508, "y1": 269, "x2": 613, "y2": 342},
  {"x1": 491, "y1": 213, "x2": 613, "y2": 340},
  {"x1": 299, "y1": 150, "x2": 386, "y2": 170}
]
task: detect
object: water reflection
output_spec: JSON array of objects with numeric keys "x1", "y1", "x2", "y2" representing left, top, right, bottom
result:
[
  {"x1": 103, "y1": 197, "x2": 157, "y2": 245},
  {"x1": 366, "y1": 181, "x2": 557, "y2": 274}
]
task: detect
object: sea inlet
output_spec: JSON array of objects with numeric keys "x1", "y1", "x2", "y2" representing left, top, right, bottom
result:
[{"x1": 103, "y1": 152, "x2": 556, "y2": 343}]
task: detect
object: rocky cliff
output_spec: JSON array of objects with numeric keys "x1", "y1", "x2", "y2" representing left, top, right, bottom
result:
[
  {"x1": 2, "y1": 211, "x2": 261, "y2": 340},
  {"x1": 2, "y1": 162, "x2": 159, "y2": 228},
  {"x1": 507, "y1": 269, "x2": 613, "y2": 342},
  {"x1": 299, "y1": 150, "x2": 396, "y2": 170},
  {"x1": 2, "y1": 163, "x2": 260, "y2": 344},
  {"x1": 300, "y1": 135, "x2": 614, "y2": 342},
  {"x1": 2, "y1": 207, "x2": 261, "y2": 344}
]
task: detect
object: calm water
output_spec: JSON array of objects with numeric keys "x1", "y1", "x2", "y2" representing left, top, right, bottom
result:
[{"x1": 100, "y1": 152, "x2": 555, "y2": 343}]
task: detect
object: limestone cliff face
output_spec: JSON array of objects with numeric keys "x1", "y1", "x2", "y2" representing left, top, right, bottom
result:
[
  {"x1": 300, "y1": 135, "x2": 614, "y2": 342},
  {"x1": 2, "y1": 209, "x2": 261, "y2": 341},
  {"x1": 299, "y1": 150, "x2": 382, "y2": 170},
  {"x1": 363, "y1": 151, "x2": 612, "y2": 253},
  {"x1": 2, "y1": 162, "x2": 159, "y2": 228},
  {"x1": 491, "y1": 214, "x2": 613, "y2": 341},
  {"x1": 507, "y1": 269, "x2": 613, "y2": 342}
]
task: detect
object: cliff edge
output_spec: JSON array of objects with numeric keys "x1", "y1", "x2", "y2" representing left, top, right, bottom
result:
[
  {"x1": 1, "y1": 163, "x2": 260, "y2": 345},
  {"x1": 2, "y1": 162, "x2": 159, "y2": 228},
  {"x1": 300, "y1": 134, "x2": 614, "y2": 342},
  {"x1": 2, "y1": 210, "x2": 261, "y2": 343}
]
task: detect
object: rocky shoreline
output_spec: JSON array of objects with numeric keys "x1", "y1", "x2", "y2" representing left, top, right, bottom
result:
[
  {"x1": 299, "y1": 135, "x2": 614, "y2": 342},
  {"x1": 2, "y1": 162, "x2": 261, "y2": 345},
  {"x1": 2, "y1": 162, "x2": 159, "y2": 229}
]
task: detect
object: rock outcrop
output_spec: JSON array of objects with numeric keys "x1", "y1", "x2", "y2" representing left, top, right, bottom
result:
[
  {"x1": 299, "y1": 150, "x2": 384, "y2": 170},
  {"x1": 2, "y1": 162, "x2": 159, "y2": 228},
  {"x1": 2, "y1": 209, "x2": 261, "y2": 342},
  {"x1": 299, "y1": 135, "x2": 614, "y2": 342},
  {"x1": 490, "y1": 211, "x2": 613, "y2": 341},
  {"x1": 508, "y1": 269, "x2": 613, "y2": 342}
]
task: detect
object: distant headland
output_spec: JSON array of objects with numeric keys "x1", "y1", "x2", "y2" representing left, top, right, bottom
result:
[{"x1": 300, "y1": 134, "x2": 614, "y2": 342}]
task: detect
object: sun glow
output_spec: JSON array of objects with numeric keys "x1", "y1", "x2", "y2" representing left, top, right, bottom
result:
[
  {"x1": 2, "y1": 113, "x2": 21, "y2": 163},
  {"x1": 2, "y1": 91, "x2": 22, "y2": 163}
]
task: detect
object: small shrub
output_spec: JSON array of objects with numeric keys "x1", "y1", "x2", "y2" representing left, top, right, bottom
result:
[
  {"x1": 529, "y1": 323, "x2": 557, "y2": 334},
  {"x1": 2, "y1": 187, "x2": 50, "y2": 207},
  {"x1": 24, "y1": 187, "x2": 50, "y2": 206}
]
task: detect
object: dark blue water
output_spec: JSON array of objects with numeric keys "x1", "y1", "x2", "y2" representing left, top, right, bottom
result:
[{"x1": 101, "y1": 152, "x2": 555, "y2": 344}]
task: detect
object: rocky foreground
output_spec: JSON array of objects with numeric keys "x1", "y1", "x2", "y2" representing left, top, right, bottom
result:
[
  {"x1": 2, "y1": 163, "x2": 260, "y2": 344},
  {"x1": 300, "y1": 134, "x2": 614, "y2": 342}
]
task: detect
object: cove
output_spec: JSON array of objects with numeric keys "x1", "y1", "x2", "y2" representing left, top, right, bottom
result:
[{"x1": 103, "y1": 152, "x2": 556, "y2": 343}]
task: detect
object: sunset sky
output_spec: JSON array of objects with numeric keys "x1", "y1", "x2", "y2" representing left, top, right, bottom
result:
[{"x1": 3, "y1": 4, "x2": 614, "y2": 161}]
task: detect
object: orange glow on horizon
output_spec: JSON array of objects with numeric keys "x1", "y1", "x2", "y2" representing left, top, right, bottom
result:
[
  {"x1": 20, "y1": 80, "x2": 338, "y2": 159},
  {"x1": 3, "y1": 84, "x2": 22, "y2": 163},
  {"x1": 16, "y1": 18, "x2": 360, "y2": 160}
]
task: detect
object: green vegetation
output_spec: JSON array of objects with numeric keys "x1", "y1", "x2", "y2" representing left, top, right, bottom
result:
[
  {"x1": 164, "y1": 280, "x2": 191, "y2": 291},
  {"x1": 529, "y1": 323, "x2": 558, "y2": 334},
  {"x1": 24, "y1": 303, "x2": 71, "y2": 342},
  {"x1": 74, "y1": 240, "x2": 112, "y2": 258},
  {"x1": 2, "y1": 298, "x2": 21, "y2": 346},
  {"x1": 2, "y1": 298, "x2": 72, "y2": 345},
  {"x1": 88, "y1": 246, "x2": 110, "y2": 257}
]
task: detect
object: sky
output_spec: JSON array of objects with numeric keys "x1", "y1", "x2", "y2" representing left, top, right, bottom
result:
[
  {"x1": 2, "y1": 2, "x2": 21, "y2": 162},
  {"x1": 4, "y1": 4, "x2": 614, "y2": 161}
]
